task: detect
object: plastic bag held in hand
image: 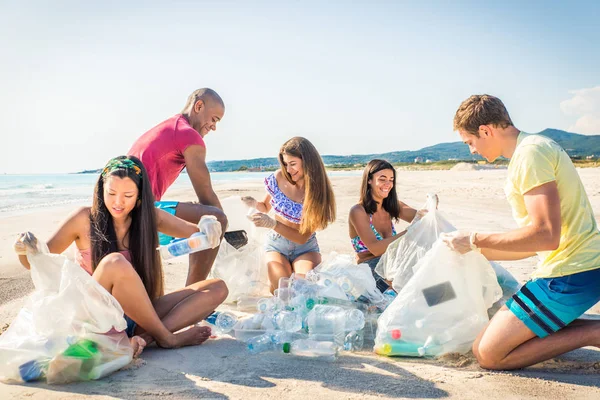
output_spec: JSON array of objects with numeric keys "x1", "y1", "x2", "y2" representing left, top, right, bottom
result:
[
  {"x1": 376, "y1": 193, "x2": 453, "y2": 293},
  {"x1": 198, "y1": 215, "x2": 222, "y2": 248},
  {"x1": 14, "y1": 232, "x2": 48, "y2": 256},
  {"x1": 1, "y1": 232, "x2": 133, "y2": 384},
  {"x1": 241, "y1": 196, "x2": 258, "y2": 209}
]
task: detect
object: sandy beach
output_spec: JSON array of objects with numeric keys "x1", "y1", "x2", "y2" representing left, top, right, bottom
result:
[{"x1": 0, "y1": 168, "x2": 599, "y2": 399}]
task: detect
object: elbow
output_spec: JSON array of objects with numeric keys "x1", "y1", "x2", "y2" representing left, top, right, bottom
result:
[{"x1": 538, "y1": 227, "x2": 561, "y2": 251}]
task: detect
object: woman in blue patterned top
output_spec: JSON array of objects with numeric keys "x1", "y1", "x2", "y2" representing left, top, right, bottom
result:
[{"x1": 242, "y1": 137, "x2": 336, "y2": 292}]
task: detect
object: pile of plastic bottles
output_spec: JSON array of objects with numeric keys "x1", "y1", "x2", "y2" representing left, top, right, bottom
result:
[{"x1": 206, "y1": 269, "x2": 397, "y2": 362}]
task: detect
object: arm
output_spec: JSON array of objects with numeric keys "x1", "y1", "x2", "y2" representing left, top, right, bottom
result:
[
  {"x1": 256, "y1": 193, "x2": 272, "y2": 213},
  {"x1": 481, "y1": 248, "x2": 537, "y2": 261},
  {"x1": 474, "y1": 181, "x2": 561, "y2": 254},
  {"x1": 183, "y1": 144, "x2": 222, "y2": 209},
  {"x1": 156, "y1": 209, "x2": 199, "y2": 239},
  {"x1": 398, "y1": 201, "x2": 418, "y2": 223},
  {"x1": 17, "y1": 207, "x2": 88, "y2": 269},
  {"x1": 349, "y1": 206, "x2": 407, "y2": 257}
]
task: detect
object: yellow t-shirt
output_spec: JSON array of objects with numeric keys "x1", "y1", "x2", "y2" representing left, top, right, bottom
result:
[{"x1": 505, "y1": 132, "x2": 600, "y2": 278}]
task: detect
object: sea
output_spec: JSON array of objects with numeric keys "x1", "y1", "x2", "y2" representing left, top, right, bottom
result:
[{"x1": 0, "y1": 171, "x2": 361, "y2": 217}]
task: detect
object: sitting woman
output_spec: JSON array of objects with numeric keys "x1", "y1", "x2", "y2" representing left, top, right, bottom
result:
[
  {"x1": 242, "y1": 137, "x2": 336, "y2": 292},
  {"x1": 15, "y1": 156, "x2": 228, "y2": 355},
  {"x1": 349, "y1": 159, "x2": 422, "y2": 281}
]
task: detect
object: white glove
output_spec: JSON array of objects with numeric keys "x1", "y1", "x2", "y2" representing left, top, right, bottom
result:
[
  {"x1": 250, "y1": 213, "x2": 277, "y2": 229},
  {"x1": 14, "y1": 232, "x2": 39, "y2": 255},
  {"x1": 197, "y1": 215, "x2": 222, "y2": 249},
  {"x1": 241, "y1": 196, "x2": 258, "y2": 209},
  {"x1": 440, "y1": 230, "x2": 476, "y2": 254}
]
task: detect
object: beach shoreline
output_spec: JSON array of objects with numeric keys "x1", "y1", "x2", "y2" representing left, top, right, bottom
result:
[{"x1": 1, "y1": 168, "x2": 599, "y2": 399}]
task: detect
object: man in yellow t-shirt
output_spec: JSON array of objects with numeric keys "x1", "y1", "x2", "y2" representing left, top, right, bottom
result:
[{"x1": 443, "y1": 94, "x2": 600, "y2": 371}]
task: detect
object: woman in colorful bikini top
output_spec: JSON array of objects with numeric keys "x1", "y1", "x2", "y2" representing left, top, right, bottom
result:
[
  {"x1": 242, "y1": 137, "x2": 336, "y2": 292},
  {"x1": 348, "y1": 159, "x2": 423, "y2": 279}
]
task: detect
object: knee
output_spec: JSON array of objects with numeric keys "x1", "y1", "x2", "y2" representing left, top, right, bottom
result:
[
  {"x1": 473, "y1": 341, "x2": 504, "y2": 370},
  {"x1": 96, "y1": 253, "x2": 135, "y2": 277},
  {"x1": 214, "y1": 279, "x2": 229, "y2": 303}
]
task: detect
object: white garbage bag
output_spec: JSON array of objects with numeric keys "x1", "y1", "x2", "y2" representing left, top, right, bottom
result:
[
  {"x1": 0, "y1": 238, "x2": 133, "y2": 384},
  {"x1": 376, "y1": 194, "x2": 455, "y2": 293},
  {"x1": 374, "y1": 240, "x2": 502, "y2": 357}
]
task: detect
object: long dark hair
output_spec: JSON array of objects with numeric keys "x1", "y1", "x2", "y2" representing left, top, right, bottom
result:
[
  {"x1": 90, "y1": 155, "x2": 163, "y2": 299},
  {"x1": 279, "y1": 137, "x2": 336, "y2": 234},
  {"x1": 359, "y1": 159, "x2": 400, "y2": 221}
]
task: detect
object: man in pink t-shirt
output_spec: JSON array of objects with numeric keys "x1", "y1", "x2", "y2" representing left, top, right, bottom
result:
[{"x1": 129, "y1": 88, "x2": 226, "y2": 284}]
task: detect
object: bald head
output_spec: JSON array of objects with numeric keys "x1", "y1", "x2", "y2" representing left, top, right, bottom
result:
[
  {"x1": 181, "y1": 88, "x2": 225, "y2": 137},
  {"x1": 181, "y1": 88, "x2": 224, "y2": 115}
]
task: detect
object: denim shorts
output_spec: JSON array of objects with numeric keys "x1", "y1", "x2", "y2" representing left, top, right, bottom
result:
[
  {"x1": 506, "y1": 267, "x2": 600, "y2": 338},
  {"x1": 155, "y1": 201, "x2": 179, "y2": 245},
  {"x1": 264, "y1": 230, "x2": 320, "y2": 262}
]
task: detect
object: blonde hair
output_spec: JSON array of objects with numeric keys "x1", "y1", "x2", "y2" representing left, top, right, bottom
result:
[
  {"x1": 279, "y1": 137, "x2": 336, "y2": 234},
  {"x1": 454, "y1": 94, "x2": 513, "y2": 137}
]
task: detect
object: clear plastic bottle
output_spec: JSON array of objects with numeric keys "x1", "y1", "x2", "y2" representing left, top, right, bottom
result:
[
  {"x1": 247, "y1": 332, "x2": 281, "y2": 354},
  {"x1": 256, "y1": 297, "x2": 284, "y2": 314},
  {"x1": 306, "y1": 305, "x2": 365, "y2": 333},
  {"x1": 158, "y1": 232, "x2": 210, "y2": 259},
  {"x1": 272, "y1": 310, "x2": 303, "y2": 332},
  {"x1": 343, "y1": 330, "x2": 364, "y2": 352},
  {"x1": 205, "y1": 311, "x2": 238, "y2": 334},
  {"x1": 282, "y1": 339, "x2": 339, "y2": 361}
]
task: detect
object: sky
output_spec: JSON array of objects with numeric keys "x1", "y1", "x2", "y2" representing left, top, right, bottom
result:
[{"x1": 1, "y1": 0, "x2": 599, "y2": 174}]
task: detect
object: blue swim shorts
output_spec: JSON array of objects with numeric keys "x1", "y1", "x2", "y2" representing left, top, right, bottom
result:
[
  {"x1": 155, "y1": 201, "x2": 179, "y2": 245},
  {"x1": 506, "y1": 267, "x2": 600, "y2": 338}
]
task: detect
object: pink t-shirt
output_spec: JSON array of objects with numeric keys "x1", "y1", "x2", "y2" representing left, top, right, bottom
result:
[{"x1": 128, "y1": 114, "x2": 205, "y2": 201}]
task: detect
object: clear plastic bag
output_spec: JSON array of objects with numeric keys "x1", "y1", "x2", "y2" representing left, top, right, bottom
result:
[
  {"x1": 374, "y1": 240, "x2": 502, "y2": 357},
  {"x1": 209, "y1": 197, "x2": 271, "y2": 303},
  {"x1": 376, "y1": 194, "x2": 455, "y2": 293},
  {"x1": 0, "y1": 239, "x2": 133, "y2": 384},
  {"x1": 488, "y1": 262, "x2": 522, "y2": 318}
]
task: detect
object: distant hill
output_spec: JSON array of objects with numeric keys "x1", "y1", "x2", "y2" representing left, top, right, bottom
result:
[
  {"x1": 76, "y1": 129, "x2": 600, "y2": 173},
  {"x1": 206, "y1": 128, "x2": 600, "y2": 172}
]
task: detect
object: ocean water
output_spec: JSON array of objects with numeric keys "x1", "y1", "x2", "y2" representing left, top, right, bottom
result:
[{"x1": 0, "y1": 170, "x2": 361, "y2": 217}]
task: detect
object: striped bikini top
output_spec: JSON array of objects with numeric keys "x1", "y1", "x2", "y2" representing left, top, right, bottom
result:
[
  {"x1": 264, "y1": 173, "x2": 303, "y2": 224},
  {"x1": 351, "y1": 214, "x2": 397, "y2": 253}
]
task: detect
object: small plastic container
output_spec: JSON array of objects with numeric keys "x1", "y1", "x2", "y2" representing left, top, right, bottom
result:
[{"x1": 158, "y1": 233, "x2": 210, "y2": 260}]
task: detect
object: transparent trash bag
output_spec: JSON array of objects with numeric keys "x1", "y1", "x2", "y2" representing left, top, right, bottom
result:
[
  {"x1": 376, "y1": 194, "x2": 455, "y2": 293},
  {"x1": 0, "y1": 235, "x2": 133, "y2": 384},
  {"x1": 210, "y1": 197, "x2": 271, "y2": 303},
  {"x1": 374, "y1": 240, "x2": 502, "y2": 357}
]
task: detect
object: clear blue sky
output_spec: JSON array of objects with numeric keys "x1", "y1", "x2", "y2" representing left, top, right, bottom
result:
[{"x1": 1, "y1": 0, "x2": 599, "y2": 174}]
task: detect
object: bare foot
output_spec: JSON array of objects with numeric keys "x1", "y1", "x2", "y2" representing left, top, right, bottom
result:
[
  {"x1": 162, "y1": 325, "x2": 212, "y2": 348},
  {"x1": 130, "y1": 336, "x2": 146, "y2": 358}
]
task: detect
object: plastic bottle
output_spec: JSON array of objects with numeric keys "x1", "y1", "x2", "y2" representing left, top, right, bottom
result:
[
  {"x1": 205, "y1": 311, "x2": 238, "y2": 334},
  {"x1": 343, "y1": 330, "x2": 364, "y2": 352},
  {"x1": 158, "y1": 232, "x2": 210, "y2": 259},
  {"x1": 256, "y1": 297, "x2": 284, "y2": 314},
  {"x1": 375, "y1": 340, "x2": 425, "y2": 357},
  {"x1": 282, "y1": 339, "x2": 339, "y2": 361},
  {"x1": 272, "y1": 310, "x2": 303, "y2": 332},
  {"x1": 19, "y1": 359, "x2": 47, "y2": 382},
  {"x1": 307, "y1": 305, "x2": 365, "y2": 332}
]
